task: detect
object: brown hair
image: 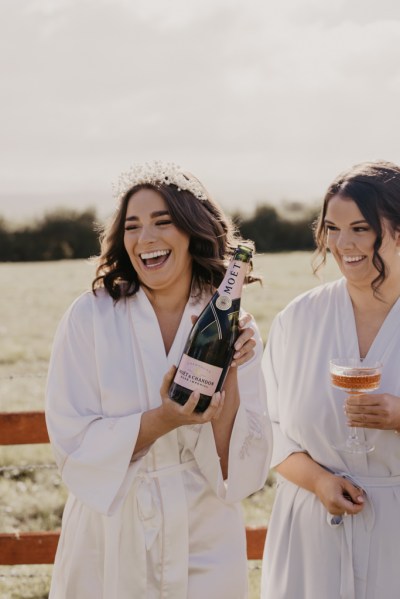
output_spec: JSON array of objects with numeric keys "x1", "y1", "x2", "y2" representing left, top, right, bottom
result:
[
  {"x1": 92, "y1": 178, "x2": 258, "y2": 300},
  {"x1": 313, "y1": 161, "x2": 400, "y2": 294}
]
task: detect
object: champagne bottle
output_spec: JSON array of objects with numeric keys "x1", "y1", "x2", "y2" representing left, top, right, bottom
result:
[{"x1": 169, "y1": 245, "x2": 253, "y2": 412}]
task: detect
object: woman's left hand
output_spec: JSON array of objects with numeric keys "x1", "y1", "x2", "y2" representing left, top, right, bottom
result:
[
  {"x1": 230, "y1": 312, "x2": 256, "y2": 368},
  {"x1": 345, "y1": 393, "x2": 400, "y2": 430}
]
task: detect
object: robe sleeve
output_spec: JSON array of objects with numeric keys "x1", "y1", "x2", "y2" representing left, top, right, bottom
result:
[
  {"x1": 192, "y1": 318, "x2": 272, "y2": 503},
  {"x1": 45, "y1": 294, "x2": 144, "y2": 516},
  {"x1": 262, "y1": 313, "x2": 304, "y2": 468}
]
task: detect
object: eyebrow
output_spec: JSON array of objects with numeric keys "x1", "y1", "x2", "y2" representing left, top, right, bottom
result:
[
  {"x1": 125, "y1": 210, "x2": 170, "y2": 222},
  {"x1": 324, "y1": 218, "x2": 368, "y2": 226}
]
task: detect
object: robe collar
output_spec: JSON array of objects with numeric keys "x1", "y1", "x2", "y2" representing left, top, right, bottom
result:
[
  {"x1": 337, "y1": 277, "x2": 400, "y2": 365},
  {"x1": 128, "y1": 287, "x2": 208, "y2": 410}
]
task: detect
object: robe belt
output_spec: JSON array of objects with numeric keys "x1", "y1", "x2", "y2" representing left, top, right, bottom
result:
[
  {"x1": 325, "y1": 469, "x2": 400, "y2": 599},
  {"x1": 136, "y1": 459, "x2": 197, "y2": 550}
]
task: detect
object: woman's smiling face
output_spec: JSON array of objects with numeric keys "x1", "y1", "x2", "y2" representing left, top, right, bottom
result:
[
  {"x1": 123, "y1": 187, "x2": 192, "y2": 293},
  {"x1": 325, "y1": 194, "x2": 400, "y2": 290}
]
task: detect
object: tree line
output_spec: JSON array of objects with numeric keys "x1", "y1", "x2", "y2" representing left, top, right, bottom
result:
[
  {"x1": 0, "y1": 203, "x2": 319, "y2": 262},
  {"x1": 0, "y1": 209, "x2": 99, "y2": 261}
]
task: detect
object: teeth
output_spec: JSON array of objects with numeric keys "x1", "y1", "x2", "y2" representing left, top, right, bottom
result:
[
  {"x1": 140, "y1": 250, "x2": 170, "y2": 260},
  {"x1": 343, "y1": 255, "x2": 365, "y2": 263}
]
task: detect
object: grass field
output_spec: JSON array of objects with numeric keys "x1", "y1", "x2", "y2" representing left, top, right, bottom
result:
[{"x1": 0, "y1": 252, "x2": 340, "y2": 598}]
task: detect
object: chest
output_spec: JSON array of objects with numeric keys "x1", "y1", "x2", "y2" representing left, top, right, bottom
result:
[
  {"x1": 354, "y1": 311, "x2": 388, "y2": 359},
  {"x1": 156, "y1": 310, "x2": 186, "y2": 355}
]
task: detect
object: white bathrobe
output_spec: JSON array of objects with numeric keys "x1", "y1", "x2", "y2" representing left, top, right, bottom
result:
[
  {"x1": 261, "y1": 277, "x2": 400, "y2": 599},
  {"x1": 46, "y1": 287, "x2": 271, "y2": 599}
]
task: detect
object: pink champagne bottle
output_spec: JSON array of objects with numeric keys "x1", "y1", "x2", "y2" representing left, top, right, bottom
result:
[{"x1": 169, "y1": 245, "x2": 253, "y2": 412}]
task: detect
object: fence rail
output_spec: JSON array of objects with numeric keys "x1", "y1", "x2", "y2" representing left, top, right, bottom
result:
[
  {"x1": 0, "y1": 411, "x2": 49, "y2": 445},
  {"x1": 0, "y1": 411, "x2": 267, "y2": 564}
]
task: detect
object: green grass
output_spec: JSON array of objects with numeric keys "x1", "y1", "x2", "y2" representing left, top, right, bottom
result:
[{"x1": 0, "y1": 253, "x2": 341, "y2": 598}]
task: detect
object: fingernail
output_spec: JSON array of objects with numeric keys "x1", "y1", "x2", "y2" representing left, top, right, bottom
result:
[
  {"x1": 234, "y1": 342, "x2": 241, "y2": 350},
  {"x1": 357, "y1": 495, "x2": 364, "y2": 503}
]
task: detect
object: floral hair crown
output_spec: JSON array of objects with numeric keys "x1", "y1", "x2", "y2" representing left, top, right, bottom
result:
[{"x1": 113, "y1": 161, "x2": 208, "y2": 203}]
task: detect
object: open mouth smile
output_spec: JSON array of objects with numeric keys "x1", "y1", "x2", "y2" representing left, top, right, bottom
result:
[
  {"x1": 139, "y1": 249, "x2": 171, "y2": 268},
  {"x1": 342, "y1": 255, "x2": 366, "y2": 264}
]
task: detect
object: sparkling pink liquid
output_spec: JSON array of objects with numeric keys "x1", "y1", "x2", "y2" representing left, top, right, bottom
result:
[{"x1": 331, "y1": 372, "x2": 381, "y2": 392}]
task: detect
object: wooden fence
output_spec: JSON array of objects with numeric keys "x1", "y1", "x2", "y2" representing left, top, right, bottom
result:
[{"x1": 0, "y1": 411, "x2": 267, "y2": 565}]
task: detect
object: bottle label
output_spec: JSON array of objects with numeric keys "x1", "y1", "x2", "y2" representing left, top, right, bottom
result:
[
  {"x1": 173, "y1": 354, "x2": 223, "y2": 396},
  {"x1": 218, "y1": 260, "x2": 248, "y2": 301}
]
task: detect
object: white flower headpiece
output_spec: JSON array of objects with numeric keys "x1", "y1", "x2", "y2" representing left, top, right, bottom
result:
[{"x1": 113, "y1": 161, "x2": 208, "y2": 203}]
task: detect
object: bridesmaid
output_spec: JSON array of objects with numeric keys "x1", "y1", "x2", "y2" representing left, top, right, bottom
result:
[{"x1": 261, "y1": 160, "x2": 400, "y2": 599}]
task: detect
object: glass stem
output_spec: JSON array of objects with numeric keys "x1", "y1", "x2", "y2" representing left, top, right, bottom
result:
[
  {"x1": 349, "y1": 427, "x2": 360, "y2": 442},
  {"x1": 348, "y1": 392, "x2": 361, "y2": 444}
]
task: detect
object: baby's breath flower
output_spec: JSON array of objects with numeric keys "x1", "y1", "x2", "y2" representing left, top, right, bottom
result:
[{"x1": 113, "y1": 161, "x2": 208, "y2": 203}]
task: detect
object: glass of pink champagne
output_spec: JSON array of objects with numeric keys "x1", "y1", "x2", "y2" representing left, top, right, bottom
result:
[{"x1": 330, "y1": 358, "x2": 382, "y2": 454}]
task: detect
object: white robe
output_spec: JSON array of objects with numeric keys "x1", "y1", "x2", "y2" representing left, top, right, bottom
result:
[
  {"x1": 45, "y1": 287, "x2": 272, "y2": 599},
  {"x1": 261, "y1": 277, "x2": 400, "y2": 599}
]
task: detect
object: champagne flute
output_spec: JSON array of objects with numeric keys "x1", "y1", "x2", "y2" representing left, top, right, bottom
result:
[{"x1": 329, "y1": 358, "x2": 382, "y2": 454}]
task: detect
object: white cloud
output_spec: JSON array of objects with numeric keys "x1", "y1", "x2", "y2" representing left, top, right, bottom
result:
[{"x1": 1, "y1": 0, "x2": 400, "y2": 219}]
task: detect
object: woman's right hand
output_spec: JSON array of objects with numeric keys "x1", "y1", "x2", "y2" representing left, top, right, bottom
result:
[
  {"x1": 314, "y1": 470, "x2": 365, "y2": 516},
  {"x1": 159, "y1": 366, "x2": 225, "y2": 428},
  {"x1": 132, "y1": 367, "x2": 225, "y2": 458}
]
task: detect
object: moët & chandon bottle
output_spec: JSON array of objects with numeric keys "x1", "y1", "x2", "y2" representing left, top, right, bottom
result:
[{"x1": 169, "y1": 245, "x2": 253, "y2": 412}]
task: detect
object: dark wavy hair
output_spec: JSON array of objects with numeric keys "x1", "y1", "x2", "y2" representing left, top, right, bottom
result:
[
  {"x1": 92, "y1": 177, "x2": 259, "y2": 301},
  {"x1": 313, "y1": 160, "x2": 400, "y2": 295}
]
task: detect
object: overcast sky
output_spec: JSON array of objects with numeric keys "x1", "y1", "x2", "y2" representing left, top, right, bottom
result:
[{"x1": 1, "y1": 0, "x2": 400, "y2": 221}]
